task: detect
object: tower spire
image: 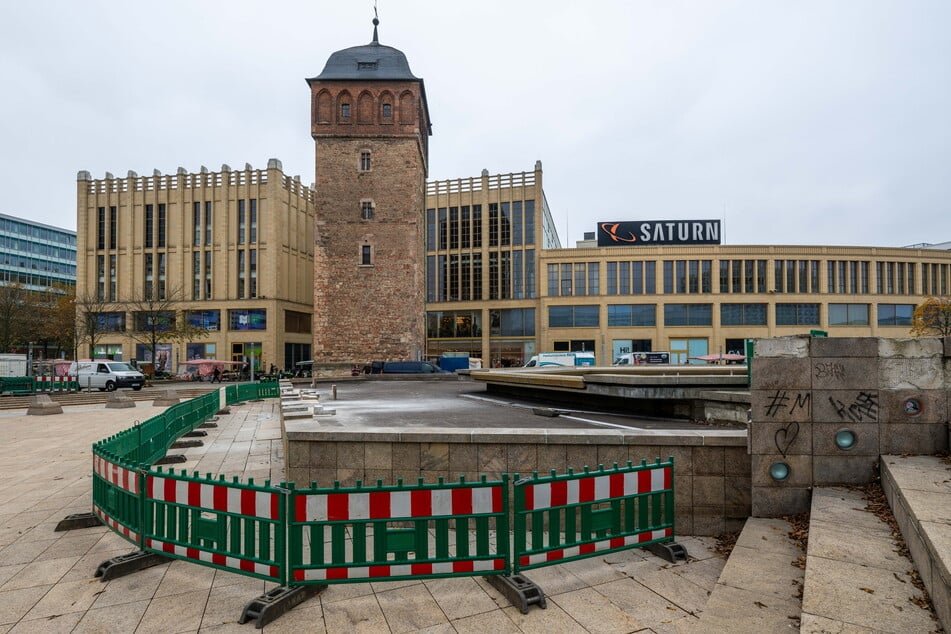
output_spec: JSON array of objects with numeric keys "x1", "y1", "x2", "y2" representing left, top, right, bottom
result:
[{"x1": 372, "y1": 2, "x2": 379, "y2": 43}]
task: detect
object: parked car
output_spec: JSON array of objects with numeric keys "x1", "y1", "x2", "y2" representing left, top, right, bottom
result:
[{"x1": 381, "y1": 361, "x2": 447, "y2": 374}]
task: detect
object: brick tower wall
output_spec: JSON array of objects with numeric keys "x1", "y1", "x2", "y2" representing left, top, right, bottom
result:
[{"x1": 310, "y1": 79, "x2": 429, "y2": 369}]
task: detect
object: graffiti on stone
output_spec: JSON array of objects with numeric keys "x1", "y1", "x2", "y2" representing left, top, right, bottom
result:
[
  {"x1": 763, "y1": 390, "x2": 811, "y2": 418},
  {"x1": 814, "y1": 362, "x2": 845, "y2": 381},
  {"x1": 829, "y1": 391, "x2": 878, "y2": 423},
  {"x1": 774, "y1": 422, "x2": 800, "y2": 458}
]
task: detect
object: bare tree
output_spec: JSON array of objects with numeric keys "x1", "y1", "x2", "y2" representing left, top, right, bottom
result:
[
  {"x1": 125, "y1": 286, "x2": 208, "y2": 372},
  {"x1": 74, "y1": 292, "x2": 119, "y2": 359},
  {"x1": 0, "y1": 284, "x2": 31, "y2": 352}
]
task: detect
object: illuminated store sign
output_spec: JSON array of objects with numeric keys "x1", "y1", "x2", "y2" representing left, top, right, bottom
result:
[{"x1": 597, "y1": 220, "x2": 721, "y2": 246}]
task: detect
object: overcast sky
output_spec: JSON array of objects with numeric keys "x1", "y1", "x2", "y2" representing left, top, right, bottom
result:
[{"x1": 2, "y1": 1, "x2": 949, "y2": 247}]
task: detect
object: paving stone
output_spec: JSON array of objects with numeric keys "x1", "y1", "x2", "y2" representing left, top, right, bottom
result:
[
  {"x1": 550, "y1": 586, "x2": 647, "y2": 633},
  {"x1": 375, "y1": 584, "x2": 448, "y2": 633},
  {"x1": 71, "y1": 598, "x2": 150, "y2": 633},
  {"x1": 0, "y1": 585, "x2": 51, "y2": 625},
  {"x1": 451, "y1": 608, "x2": 521, "y2": 634},
  {"x1": 321, "y1": 593, "x2": 388, "y2": 633},
  {"x1": 424, "y1": 576, "x2": 499, "y2": 621}
]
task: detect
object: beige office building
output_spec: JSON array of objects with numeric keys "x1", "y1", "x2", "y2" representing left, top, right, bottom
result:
[{"x1": 75, "y1": 160, "x2": 314, "y2": 373}]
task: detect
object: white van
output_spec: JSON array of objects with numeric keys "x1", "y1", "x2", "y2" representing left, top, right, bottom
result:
[
  {"x1": 524, "y1": 352, "x2": 596, "y2": 368},
  {"x1": 68, "y1": 360, "x2": 145, "y2": 391},
  {"x1": 613, "y1": 352, "x2": 671, "y2": 366}
]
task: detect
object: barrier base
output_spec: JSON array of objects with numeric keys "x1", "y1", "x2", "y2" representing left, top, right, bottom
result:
[
  {"x1": 171, "y1": 439, "x2": 203, "y2": 449},
  {"x1": 54, "y1": 512, "x2": 102, "y2": 532},
  {"x1": 239, "y1": 584, "x2": 325, "y2": 629},
  {"x1": 183, "y1": 430, "x2": 207, "y2": 438},
  {"x1": 200, "y1": 421, "x2": 219, "y2": 428},
  {"x1": 487, "y1": 574, "x2": 547, "y2": 614},
  {"x1": 154, "y1": 454, "x2": 187, "y2": 465},
  {"x1": 646, "y1": 540, "x2": 688, "y2": 563},
  {"x1": 95, "y1": 551, "x2": 170, "y2": 581}
]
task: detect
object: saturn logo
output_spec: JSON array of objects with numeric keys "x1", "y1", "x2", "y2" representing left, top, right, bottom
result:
[{"x1": 599, "y1": 222, "x2": 637, "y2": 243}]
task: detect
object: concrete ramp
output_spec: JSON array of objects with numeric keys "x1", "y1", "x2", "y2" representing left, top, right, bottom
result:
[
  {"x1": 800, "y1": 486, "x2": 935, "y2": 632},
  {"x1": 696, "y1": 517, "x2": 804, "y2": 632}
]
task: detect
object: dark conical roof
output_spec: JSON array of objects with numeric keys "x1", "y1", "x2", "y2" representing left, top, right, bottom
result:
[{"x1": 310, "y1": 18, "x2": 419, "y2": 82}]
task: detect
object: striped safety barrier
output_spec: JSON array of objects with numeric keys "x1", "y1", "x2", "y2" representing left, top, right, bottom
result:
[
  {"x1": 290, "y1": 477, "x2": 509, "y2": 584},
  {"x1": 142, "y1": 472, "x2": 286, "y2": 582},
  {"x1": 512, "y1": 458, "x2": 675, "y2": 573},
  {"x1": 92, "y1": 453, "x2": 142, "y2": 544},
  {"x1": 34, "y1": 375, "x2": 79, "y2": 392}
]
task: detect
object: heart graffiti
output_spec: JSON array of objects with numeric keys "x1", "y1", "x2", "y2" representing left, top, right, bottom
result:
[{"x1": 774, "y1": 422, "x2": 800, "y2": 458}]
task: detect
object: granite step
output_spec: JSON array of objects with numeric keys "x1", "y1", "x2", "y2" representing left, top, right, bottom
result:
[
  {"x1": 694, "y1": 517, "x2": 804, "y2": 633},
  {"x1": 881, "y1": 454, "x2": 951, "y2": 632},
  {"x1": 800, "y1": 486, "x2": 935, "y2": 633}
]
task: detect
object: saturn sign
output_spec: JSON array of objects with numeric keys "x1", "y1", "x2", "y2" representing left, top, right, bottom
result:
[{"x1": 597, "y1": 220, "x2": 722, "y2": 246}]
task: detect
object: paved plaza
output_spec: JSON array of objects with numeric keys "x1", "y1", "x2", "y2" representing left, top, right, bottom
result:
[{"x1": 0, "y1": 389, "x2": 734, "y2": 633}]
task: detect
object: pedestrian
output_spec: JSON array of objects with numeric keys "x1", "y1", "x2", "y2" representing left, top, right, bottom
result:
[{"x1": 212, "y1": 367, "x2": 221, "y2": 383}]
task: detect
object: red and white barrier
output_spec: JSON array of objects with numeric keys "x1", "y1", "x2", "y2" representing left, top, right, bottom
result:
[
  {"x1": 294, "y1": 485, "x2": 503, "y2": 523},
  {"x1": 146, "y1": 475, "x2": 280, "y2": 519},
  {"x1": 522, "y1": 466, "x2": 671, "y2": 511},
  {"x1": 293, "y1": 557, "x2": 506, "y2": 582},
  {"x1": 518, "y1": 528, "x2": 672, "y2": 567}
]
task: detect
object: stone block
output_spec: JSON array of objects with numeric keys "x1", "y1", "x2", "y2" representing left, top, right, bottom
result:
[
  {"x1": 751, "y1": 486, "x2": 811, "y2": 517},
  {"x1": 478, "y1": 444, "x2": 506, "y2": 473},
  {"x1": 750, "y1": 421, "x2": 812, "y2": 457},
  {"x1": 754, "y1": 335, "x2": 810, "y2": 358},
  {"x1": 944, "y1": 336, "x2": 951, "y2": 358},
  {"x1": 363, "y1": 469, "x2": 395, "y2": 486},
  {"x1": 750, "y1": 389, "x2": 813, "y2": 423},
  {"x1": 641, "y1": 445, "x2": 693, "y2": 474},
  {"x1": 309, "y1": 442, "x2": 337, "y2": 469},
  {"x1": 810, "y1": 357, "x2": 879, "y2": 390},
  {"x1": 26, "y1": 393, "x2": 64, "y2": 415},
  {"x1": 692, "y1": 506, "x2": 725, "y2": 536},
  {"x1": 392, "y1": 443, "x2": 420, "y2": 473},
  {"x1": 879, "y1": 389, "x2": 948, "y2": 424},
  {"x1": 365, "y1": 443, "x2": 392, "y2": 470},
  {"x1": 448, "y1": 443, "x2": 478, "y2": 472},
  {"x1": 880, "y1": 357, "x2": 945, "y2": 390},
  {"x1": 336, "y1": 468, "x2": 364, "y2": 487},
  {"x1": 565, "y1": 445, "x2": 598, "y2": 473},
  {"x1": 674, "y1": 509, "x2": 694, "y2": 535},
  {"x1": 880, "y1": 423, "x2": 949, "y2": 455},
  {"x1": 812, "y1": 422, "x2": 879, "y2": 456},
  {"x1": 105, "y1": 392, "x2": 135, "y2": 409},
  {"x1": 812, "y1": 454, "x2": 879, "y2": 486},
  {"x1": 751, "y1": 454, "x2": 813, "y2": 488},
  {"x1": 674, "y1": 475, "x2": 692, "y2": 509},
  {"x1": 595, "y1": 446, "x2": 628, "y2": 469},
  {"x1": 692, "y1": 476, "x2": 724, "y2": 507},
  {"x1": 750, "y1": 357, "x2": 811, "y2": 390},
  {"x1": 337, "y1": 442, "x2": 365, "y2": 469},
  {"x1": 725, "y1": 476, "x2": 752, "y2": 511},
  {"x1": 307, "y1": 468, "x2": 338, "y2": 488},
  {"x1": 812, "y1": 390, "x2": 880, "y2": 424},
  {"x1": 536, "y1": 444, "x2": 567, "y2": 474},
  {"x1": 287, "y1": 441, "x2": 309, "y2": 468},
  {"x1": 724, "y1": 447, "x2": 751, "y2": 476},
  {"x1": 879, "y1": 336, "x2": 944, "y2": 359},
  {"x1": 693, "y1": 446, "x2": 724, "y2": 475},
  {"x1": 420, "y1": 443, "x2": 449, "y2": 470},
  {"x1": 812, "y1": 336, "x2": 879, "y2": 358}
]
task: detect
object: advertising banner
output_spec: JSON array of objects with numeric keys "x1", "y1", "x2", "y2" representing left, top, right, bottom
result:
[{"x1": 597, "y1": 220, "x2": 721, "y2": 246}]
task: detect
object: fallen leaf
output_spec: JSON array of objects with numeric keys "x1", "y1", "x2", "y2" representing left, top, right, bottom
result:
[
  {"x1": 754, "y1": 601, "x2": 768, "y2": 609},
  {"x1": 860, "y1": 587, "x2": 875, "y2": 594}
]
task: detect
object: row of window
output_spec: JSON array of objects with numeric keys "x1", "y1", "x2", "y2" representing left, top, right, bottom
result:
[
  {"x1": 552, "y1": 259, "x2": 951, "y2": 297},
  {"x1": 427, "y1": 251, "x2": 538, "y2": 302},
  {"x1": 0, "y1": 235, "x2": 76, "y2": 261},
  {"x1": 426, "y1": 201, "x2": 537, "y2": 251},
  {"x1": 548, "y1": 303, "x2": 915, "y2": 328},
  {"x1": 314, "y1": 89, "x2": 415, "y2": 126},
  {"x1": 96, "y1": 199, "x2": 260, "y2": 252},
  {"x1": 426, "y1": 308, "x2": 536, "y2": 339},
  {"x1": 0, "y1": 217, "x2": 76, "y2": 246},
  {"x1": 95, "y1": 309, "x2": 269, "y2": 332}
]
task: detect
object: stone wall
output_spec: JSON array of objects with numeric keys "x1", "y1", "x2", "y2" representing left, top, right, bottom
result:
[
  {"x1": 750, "y1": 336, "x2": 951, "y2": 516},
  {"x1": 284, "y1": 428, "x2": 751, "y2": 536}
]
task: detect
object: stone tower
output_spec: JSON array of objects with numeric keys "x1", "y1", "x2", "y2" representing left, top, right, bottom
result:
[{"x1": 307, "y1": 18, "x2": 431, "y2": 371}]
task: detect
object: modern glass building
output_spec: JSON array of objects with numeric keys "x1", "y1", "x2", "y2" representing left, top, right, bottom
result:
[{"x1": 0, "y1": 212, "x2": 76, "y2": 292}]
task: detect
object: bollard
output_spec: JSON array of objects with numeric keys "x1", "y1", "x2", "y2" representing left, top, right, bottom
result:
[{"x1": 331, "y1": 384, "x2": 337, "y2": 400}]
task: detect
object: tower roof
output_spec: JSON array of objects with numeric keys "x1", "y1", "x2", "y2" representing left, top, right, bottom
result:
[{"x1": 309, "y1": 17, "x2": 419, "y2": 82}]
